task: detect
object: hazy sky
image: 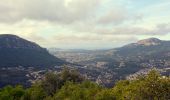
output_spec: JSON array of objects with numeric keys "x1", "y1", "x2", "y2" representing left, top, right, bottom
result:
[{"x1": 0, "y1": 0, "x2": 170, "y2": 49}]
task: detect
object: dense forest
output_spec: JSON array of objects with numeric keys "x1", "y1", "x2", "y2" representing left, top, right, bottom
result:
[{"x1": 0, "y1": 67, "x2": 169, "y2": 100}]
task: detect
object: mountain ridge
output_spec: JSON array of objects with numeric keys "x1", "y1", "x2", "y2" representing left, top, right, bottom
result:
[
  {"x1": 0, "y1": 34, "x2": 42, "y2": 49},
  {"x1": 137, "y1": 38, "x2": 162, "y2": 45},
  {"x1": 0, "y1": 34, "x2": 66, "y2": 67}
]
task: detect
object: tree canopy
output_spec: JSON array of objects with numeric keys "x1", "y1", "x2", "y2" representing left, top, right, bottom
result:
[{"x1": 0, "y1": 68, "x2": 169, "y2": 100}]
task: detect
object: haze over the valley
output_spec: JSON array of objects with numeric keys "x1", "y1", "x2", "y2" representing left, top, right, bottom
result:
[{"x1": 0, "y1": 0, "x2": 170, "y2": 49}]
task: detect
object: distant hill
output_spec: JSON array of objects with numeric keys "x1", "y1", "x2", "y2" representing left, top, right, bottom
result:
[
  {"x1": 115, "y1": 38, "x2": 170, "y2": 59},
  {"x1": 90, "y1": 38, "x2": 170, "y2": 74},
  {"x1": 0, "y1": 34, "x2": 65, "y2": 67}
]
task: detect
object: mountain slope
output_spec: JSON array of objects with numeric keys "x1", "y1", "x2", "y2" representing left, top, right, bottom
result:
[
  {"x1": 115, "y1": 38, "x2": 170, "y2": 59},
  {"x1": 87, "y1": 38, "x2": 170, "y2": 74},
  {"x1": 0, "y1": 34, "x2": 65, "y2": 67}
]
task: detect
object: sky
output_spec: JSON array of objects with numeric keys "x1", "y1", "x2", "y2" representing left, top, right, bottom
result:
[{"x1": 0, "y1": 0, "x2": 170, "y2": 49}]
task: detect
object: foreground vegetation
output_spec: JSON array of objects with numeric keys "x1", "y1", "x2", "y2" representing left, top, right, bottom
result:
[{"x1": 0, "y1": 68, "x2": 169, "y2": 100}]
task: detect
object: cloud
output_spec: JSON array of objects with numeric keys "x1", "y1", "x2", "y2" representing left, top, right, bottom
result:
[
  {"x1": 96, "y1": 1, "x2": 143, "y2": 25},
  {"x1": 0, "y1": 1, "x2": 20, "y2": 22},
  {"x1": 0, "y1": 0, "x2": 101, "y2": 24},
  {"x1": 0, "y1": 0, "x2": 170, "y2": 49},
  {"x1": 151, "y1": 24, "x2": 170, "y2": 35},
  {"x1": 89, "y1": 23, "x2": 170, "y2": 36},
  {"x1": 97, "y1": 8, "x2": 128, "y2": 25}
]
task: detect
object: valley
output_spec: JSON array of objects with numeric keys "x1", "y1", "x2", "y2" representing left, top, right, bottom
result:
[
  {"x1": 49, "y1": 38, "x2": 170, "y2": 86},
  {"x1": 0, "y1": 35, "x2": 170, "y2": 88}
]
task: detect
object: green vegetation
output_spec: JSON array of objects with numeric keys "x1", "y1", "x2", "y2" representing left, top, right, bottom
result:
[
  {"x1": 0, "y1": 34, "x2": 65, "y2": 67},
  {"x1": 0, "y1": 68, "x2": 169, "y2": 100}
]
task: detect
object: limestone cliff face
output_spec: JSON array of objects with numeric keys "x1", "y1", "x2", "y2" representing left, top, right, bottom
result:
[{"x1": 137, "y1": 38, "x2": 162, "y2": 46}]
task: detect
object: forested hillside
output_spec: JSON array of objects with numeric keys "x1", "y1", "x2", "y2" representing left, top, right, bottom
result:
[
  {"x1": 0, "y1": 34, "x2": 65, "y2": 67},
  {"x1": 0, "y1": 68, "x2": 169, "y2": 100}
]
